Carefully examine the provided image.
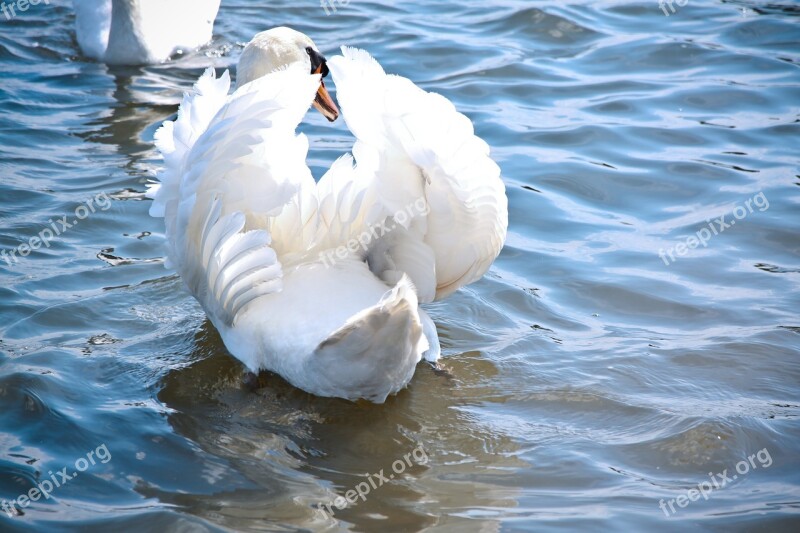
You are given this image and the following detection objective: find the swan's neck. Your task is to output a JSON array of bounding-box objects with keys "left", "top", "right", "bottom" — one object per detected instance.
[{"left": 104, "top": 0, "right": 151, "bottom": 65}]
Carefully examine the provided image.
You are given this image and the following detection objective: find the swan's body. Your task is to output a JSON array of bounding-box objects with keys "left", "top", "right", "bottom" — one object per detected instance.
[
  {"left": 148, "top": 28, "right": 507, "bottom": 402},
  {"left": 72, "top": 0, "right": 220, "bottom": 65}
]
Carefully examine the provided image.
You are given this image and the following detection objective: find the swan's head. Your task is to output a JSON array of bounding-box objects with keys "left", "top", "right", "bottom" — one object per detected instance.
[{"left": 237, "top": 27, "right": 339, "bottom": 122}]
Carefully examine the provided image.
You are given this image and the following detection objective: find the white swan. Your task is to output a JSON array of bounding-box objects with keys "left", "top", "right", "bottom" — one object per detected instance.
[
  {"left": 147, "top": 27, "right": 507, "bottom": 402},
  {"left": 72, "top": 0, "right": 220, "bottom": 65}
]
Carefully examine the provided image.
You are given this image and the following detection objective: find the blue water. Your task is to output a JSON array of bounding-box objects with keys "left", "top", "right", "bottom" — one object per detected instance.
[{"left": 1, "top": 0, "right": 799, "bottom": 531}]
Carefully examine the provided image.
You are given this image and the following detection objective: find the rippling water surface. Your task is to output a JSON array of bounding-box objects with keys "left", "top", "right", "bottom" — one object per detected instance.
[{"left": 1, "top": 0, "right": 799, "bottom": 531}]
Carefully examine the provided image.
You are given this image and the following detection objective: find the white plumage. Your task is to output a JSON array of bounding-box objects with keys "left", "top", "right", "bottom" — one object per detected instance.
[
  {"left": 148, "top": 29, "right": 507, "bottom": 402},
  {"left": 72, "top": 0, "right": 220, "bottom": 65}
]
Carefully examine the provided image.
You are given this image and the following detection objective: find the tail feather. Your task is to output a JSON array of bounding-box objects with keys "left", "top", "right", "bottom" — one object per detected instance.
[{"left": 310, "top": 276, "right": 425, "bottom": 403}]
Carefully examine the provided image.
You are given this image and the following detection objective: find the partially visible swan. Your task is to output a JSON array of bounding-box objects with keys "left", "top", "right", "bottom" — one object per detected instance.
[
  {"left": 148, "top": 27, "right": 507, "bottom": 402},
  {"left": 72, "top": 0, "right": 220, "bottom": 65}
]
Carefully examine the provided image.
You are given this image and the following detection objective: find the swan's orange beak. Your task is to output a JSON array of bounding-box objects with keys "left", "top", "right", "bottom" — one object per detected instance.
[{"left": 313, "top": 65, "right": 339, "bottom": 122}]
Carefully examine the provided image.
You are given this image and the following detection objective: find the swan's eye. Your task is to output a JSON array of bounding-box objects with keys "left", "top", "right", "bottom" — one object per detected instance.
[{"left": 306, "top": 46, "right": 329, "bottom": 78}]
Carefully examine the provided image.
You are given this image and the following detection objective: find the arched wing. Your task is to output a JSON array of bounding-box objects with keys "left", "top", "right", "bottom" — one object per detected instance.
[
  {"left": 326, "top": 47, "right": 508, "bottom": 302},
  {"left": 148, "top": 67, "right": 322, "bottom": 325}
]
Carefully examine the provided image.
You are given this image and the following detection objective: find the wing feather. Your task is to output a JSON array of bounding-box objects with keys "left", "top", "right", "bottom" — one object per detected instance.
[
  {"left": 327, "top": 48, "right": 508, "bottom": 300},
  {"left": 149, "top": 66, "right": 321, "bottom": 325}
]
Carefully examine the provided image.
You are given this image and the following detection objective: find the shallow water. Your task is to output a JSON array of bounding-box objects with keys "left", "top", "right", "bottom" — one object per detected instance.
[{"left": 1, "top": 0, "right": 799, "bottom": 531}]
